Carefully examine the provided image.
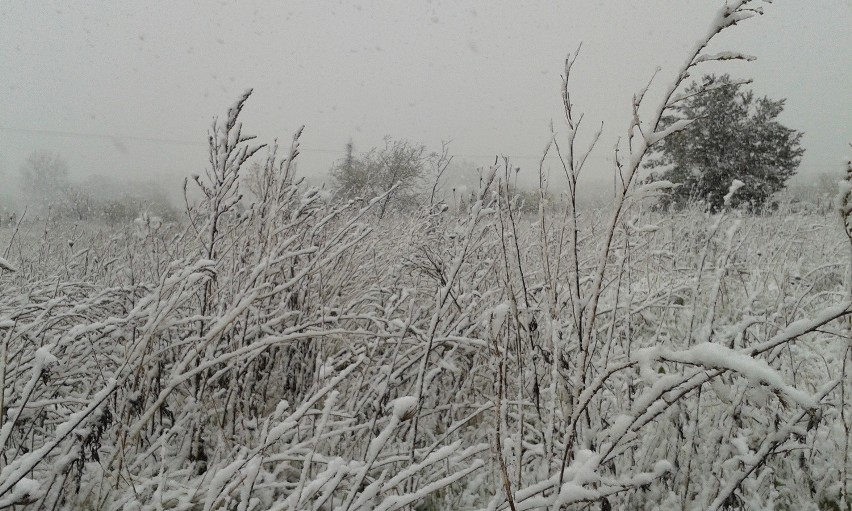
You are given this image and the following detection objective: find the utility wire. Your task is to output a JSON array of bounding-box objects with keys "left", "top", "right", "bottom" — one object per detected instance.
[
  {"left": 0, "top": 125, "right": 844, "bottom": 168},
  {"left": 0, "top": 125, "right": 570, "bottom": 160}
]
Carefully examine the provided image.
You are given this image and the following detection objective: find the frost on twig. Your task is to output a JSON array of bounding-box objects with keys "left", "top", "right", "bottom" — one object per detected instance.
[{"left": 0, "top": 256, "right": 16, "bottom": 273}]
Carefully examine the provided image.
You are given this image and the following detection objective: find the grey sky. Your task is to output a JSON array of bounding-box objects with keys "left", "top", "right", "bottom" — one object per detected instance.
[{"left": 1, "top": 1, "right": 850, "bottom": 198}]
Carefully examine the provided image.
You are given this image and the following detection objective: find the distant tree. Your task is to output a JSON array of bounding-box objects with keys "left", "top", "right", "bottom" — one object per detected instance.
[
  {"left": 81, "top": 174, "right": 178, "bottom": 223},
  {"left": 101, "top": 199, "right": 138, "bottom": 226},
  {"left": 67, "top": 185, "right": 95, "bottom": 221},
  {"left": 330, "top": 137, "right": 432, "bottom": 218},
  {"left": 243, "top": 161, "right": 272, "bottom": 203},
  {"left": 18, "top": 151, "right": 71, "bottom": 209},
  {"left": 511, "top": 187, "right": 557, "bottom": 214},
  {"left": 647, "top": 74, "right": 804, "bottom": 212},
  {"left": 331, "top": 140, "right": 366, "bottom": 198},
  {"left": 815, "top": 172, "right": 842, "bottom": 199}
]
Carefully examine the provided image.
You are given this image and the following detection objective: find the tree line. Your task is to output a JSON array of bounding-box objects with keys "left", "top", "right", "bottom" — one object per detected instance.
[
  {"left": 330, "top": 74, "right": 807, "bottom": 215},
  {"left": 2, "top": 73, "right": 810, "bottom": 227},
  {"left": 3, "top": 151, "right": 177, "bottom": 225}
]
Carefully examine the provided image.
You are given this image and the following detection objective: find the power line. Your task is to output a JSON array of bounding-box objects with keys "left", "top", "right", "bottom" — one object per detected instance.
[
  {"left": 0, "top": 125, "right": 845, "bottom": 168},
  {"left": 0, "top": 126, "right": 569, "bottom": 160},
  {"left": 0, "top": 126, "right": 203, "bottom": 147}
]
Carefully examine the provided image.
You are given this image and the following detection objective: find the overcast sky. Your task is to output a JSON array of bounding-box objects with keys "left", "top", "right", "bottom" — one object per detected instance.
[{"left": 1, "top": 0, "right": 850, "bottom": 197}]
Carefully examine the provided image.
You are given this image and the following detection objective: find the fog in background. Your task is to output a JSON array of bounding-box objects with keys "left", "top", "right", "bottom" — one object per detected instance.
[{"left": 1, "top": 0, "right": 850, "bottom": 209}]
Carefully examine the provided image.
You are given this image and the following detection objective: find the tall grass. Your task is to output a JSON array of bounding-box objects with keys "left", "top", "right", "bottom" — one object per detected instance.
[{"left": 2, "top": 1, "right": 851, "bottom": 509}]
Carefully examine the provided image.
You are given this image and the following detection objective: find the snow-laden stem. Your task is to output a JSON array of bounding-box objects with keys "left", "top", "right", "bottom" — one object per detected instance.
[{"left": 557, "top": 1, "right": 771, "bottom": 484}]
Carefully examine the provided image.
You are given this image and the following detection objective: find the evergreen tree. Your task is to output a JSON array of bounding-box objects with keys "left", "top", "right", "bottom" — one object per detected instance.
[{"left": 647, "top": 74, "right": 804, "bottom": 211}]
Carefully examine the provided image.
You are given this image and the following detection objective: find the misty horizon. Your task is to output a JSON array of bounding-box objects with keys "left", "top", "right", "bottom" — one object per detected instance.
[{"left": 1, "top": 0, "right": 850, "bottom": 210}]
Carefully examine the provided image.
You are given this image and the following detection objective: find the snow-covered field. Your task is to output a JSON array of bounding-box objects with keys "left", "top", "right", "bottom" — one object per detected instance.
[
  {"left": 1, "top": 187, "right": 851, "bottom": 510},
  {"left": 2, "top": 2, "right": 850, "bottom": 506}
]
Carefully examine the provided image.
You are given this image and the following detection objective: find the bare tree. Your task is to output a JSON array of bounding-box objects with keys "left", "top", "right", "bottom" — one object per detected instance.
[
  {"left": 331, "top": 137, "right": 435, "bottom": 218},
  {"left": 66, "top": 185, "right": 94, "bottom": 221},
  {"left": 18, "top": 151, "right": 70, "bottom": 210}
]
